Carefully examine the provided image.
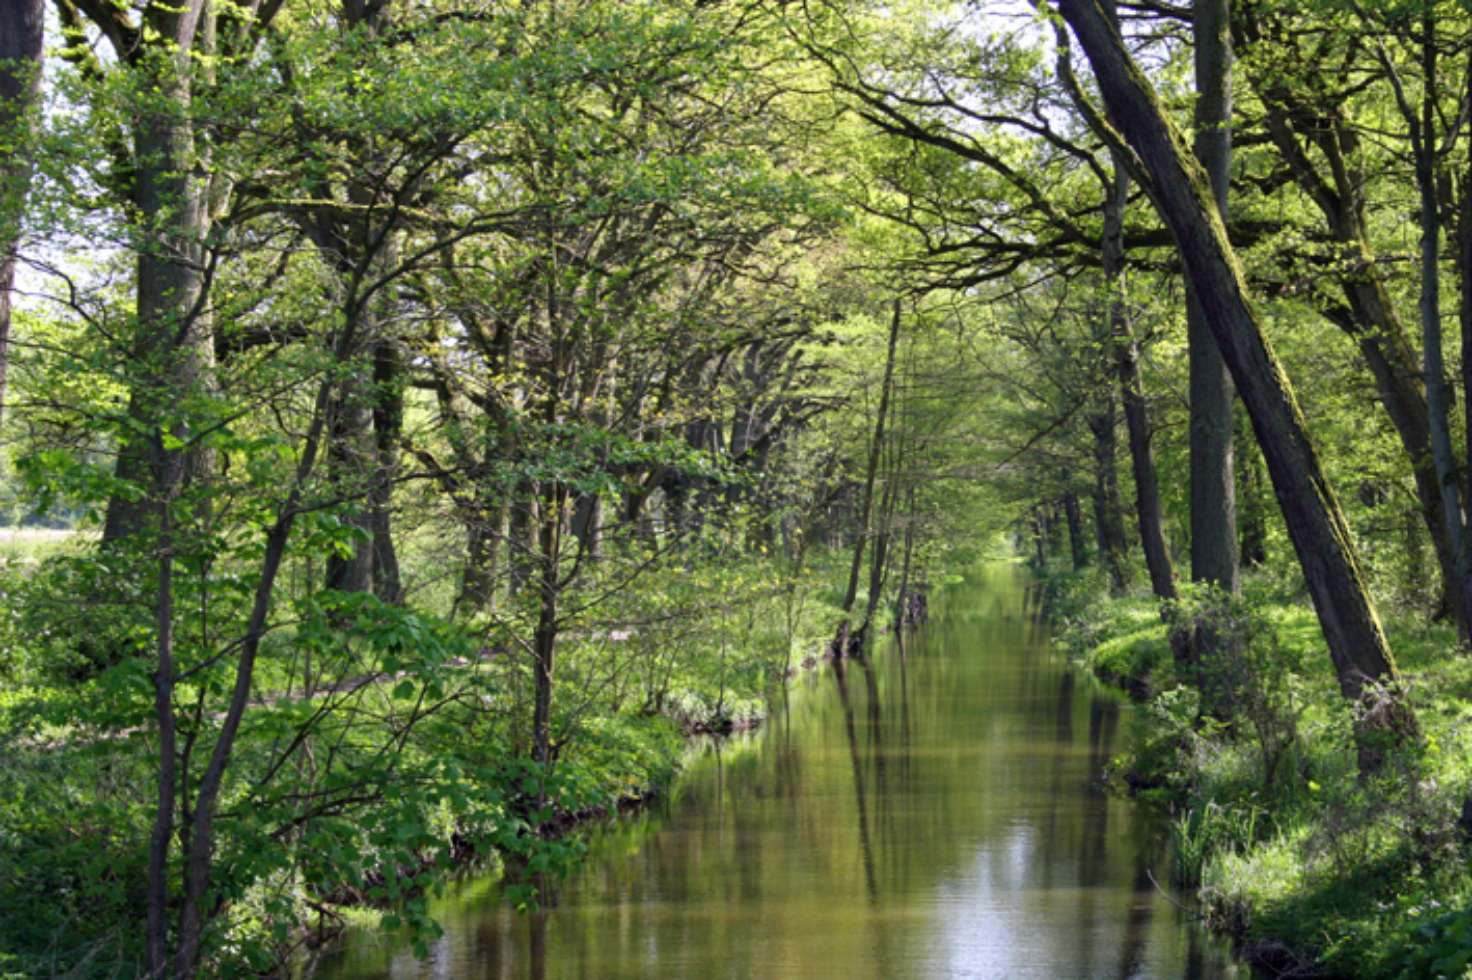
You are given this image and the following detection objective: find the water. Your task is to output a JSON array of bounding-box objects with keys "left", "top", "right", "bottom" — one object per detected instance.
[{"left": 313, "top": 566, "right": 1242, "bottom": 979}]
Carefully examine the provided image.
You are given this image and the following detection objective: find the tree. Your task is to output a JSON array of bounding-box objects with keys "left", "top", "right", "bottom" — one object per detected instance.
[
  {"left": 1233, "top": 1, "right": 1462, "bottom": 628},
  {"left": 0, "top": 0, "right": 43, "bottom": 425},
  {"left": 1050, "top": 0, "right": 1418, "bottom": 771},
  {"left": 1188, "top": 0, "right": 1239, "bottom": 598}
]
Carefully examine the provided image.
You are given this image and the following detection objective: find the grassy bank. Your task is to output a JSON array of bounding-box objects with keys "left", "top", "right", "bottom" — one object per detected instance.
[{"left": 1040, "top": 566, "right": 1472, "bottom": 978}]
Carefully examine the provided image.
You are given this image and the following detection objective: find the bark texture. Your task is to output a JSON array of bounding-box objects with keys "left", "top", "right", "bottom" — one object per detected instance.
[{"left": 1188, "top": 0, "right": 1239, "bottom": 595}]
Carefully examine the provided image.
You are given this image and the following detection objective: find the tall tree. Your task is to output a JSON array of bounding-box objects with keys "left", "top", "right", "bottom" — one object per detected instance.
[
  {"left": 68, "top": 0, "right": 228, "bottom": 546},
  {"left": 1088, "top": 390, "right": 1132, "bottom": 593},
  {"left": 1050, "top": 0, "right": 1417, "bottom": 772},
  {"left": 1365, "top": 1, "right": 1467, "bottom": 640},
  {"left": 1188, "top": 0, "right": 1239, "bottom": 597},
  {"left": 1235, "top": 1, "right": 1462, "bottom": 630},
  {"left": 837, "top": 299, "right": 902, "bottom": 654},
  {"left": 1104, "top": 152, "right": 1176, "bottom": 603}
]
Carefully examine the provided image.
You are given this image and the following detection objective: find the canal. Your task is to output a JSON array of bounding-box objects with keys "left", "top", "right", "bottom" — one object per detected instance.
[{"left": 314, "top": 565, "right": 1241, "bottom": 979}]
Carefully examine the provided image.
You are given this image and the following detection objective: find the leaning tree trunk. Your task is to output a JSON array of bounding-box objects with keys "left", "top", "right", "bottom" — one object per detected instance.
[
  {"left": 1188, "top": 0, "right": 1239, "bottom": 598},
  {"left": 0, "top": 0, "right": 43, "bottom": 427},
  {"left": 1055, "top": 0, "right": 1416, "bottom": 773},
  {"left": 1237, "top": 6, "right": 1461, "bottom": 634}
]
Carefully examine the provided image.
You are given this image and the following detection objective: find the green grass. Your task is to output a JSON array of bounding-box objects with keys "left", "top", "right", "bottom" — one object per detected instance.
[{"left": 1042, "top": 563, "right": 1472, "bottom": 978}]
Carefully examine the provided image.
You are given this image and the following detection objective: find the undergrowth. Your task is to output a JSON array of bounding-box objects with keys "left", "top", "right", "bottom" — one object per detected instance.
[{"left": 1041, "top": 564, "right": 1472, "bottom": 978}]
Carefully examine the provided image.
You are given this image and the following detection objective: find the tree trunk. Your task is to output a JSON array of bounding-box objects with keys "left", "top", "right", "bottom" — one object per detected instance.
[
  {"left": 840, "top": 300, "right": 902, "bottom": 619},
  {"left": 572, "top": 492, "right": 603, "bottom": 560},
  {"left": 896, "top": 484, "right": 918, "bottom": 622},
  {"left": 1236, "top": 409, "right": 1269, "bottom": 567},
  {"left": 1088, "top": 397, "right": 1131, "bottom": 593},
  {"left": 509, "top": 490, "right": 535, "bottom": 595},
  {"left": 1408, "top": 13, "right": 1467, "bottom": 642},
  {"left": 0, "top": 0, "right": 43, "bottom": 427},
  {"left": 1238, "top": 6, "right": 1461, "bottom": 634},
  {"left": 458, "top": 500, "right": 506, "bottom": 616},
  {"left": 370, "top": 338, "right": 403, "bottom": 603},
  {"left": 130, "top": 2, "right": 215, "bottom": 960},
  {"left": 1032, "top": 507, "right": 1048, "bottom": 568},
  {"left": 145, "top": 438, "right": 183, "bottom": 978},
  {"left": 103, "top": 9, "right": 216, "bottom": 547},
  {"left": 1188, "top": 0, "right": 1239, "bottom": 596},
  {"left": 324, "top": 370, "right": 374, "bottom": 595},
  {"left": 532, "top": 482, "right": 566, "bottom": 769},
  {"left": 173, "top": 373, "right": 336, "bottom": 978},
  {"left": 862, "top": 467, "right": 899, "bottom": 635},
  {"left": 1105, "top": 153, "right": 1177, "bottom": 602},
  {"left": 1056, "top": 0, "right": 1416, "bottom": 771},
  {"left": 1064, "top": 490, "right": 1090, "bottom": 570},
  {"left": 1458, "top": 46, "right": 1472, "bottom": 649}
]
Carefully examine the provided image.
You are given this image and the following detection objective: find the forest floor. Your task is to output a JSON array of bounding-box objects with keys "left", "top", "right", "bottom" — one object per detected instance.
[{"left": 1040, "top": 567, "right": 1472, "bottom": 979}]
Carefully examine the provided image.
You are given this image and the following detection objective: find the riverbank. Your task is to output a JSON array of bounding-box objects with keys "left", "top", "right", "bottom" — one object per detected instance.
[{"left": 1037, "top": 566, "right": 1472, "bottom": 978}]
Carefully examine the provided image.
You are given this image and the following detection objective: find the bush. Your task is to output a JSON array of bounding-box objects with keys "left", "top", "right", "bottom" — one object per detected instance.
[{"left": 1171, "top": 585, "right": 1306, "bottom": 793}]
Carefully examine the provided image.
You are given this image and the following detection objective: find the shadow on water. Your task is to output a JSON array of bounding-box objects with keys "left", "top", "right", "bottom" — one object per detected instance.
[{"left": 310, "top": 565, "right": 1243, "bottom": 980}]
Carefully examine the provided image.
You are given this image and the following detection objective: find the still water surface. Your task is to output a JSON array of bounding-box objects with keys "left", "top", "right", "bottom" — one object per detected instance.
[{"left": 315, "top": 566, "right": 1242, "bottom": 979}]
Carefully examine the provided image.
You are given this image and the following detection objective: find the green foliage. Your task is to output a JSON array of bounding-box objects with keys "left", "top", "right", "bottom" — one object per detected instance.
[
  {"left": 1387, "top": 903, "right": 1472, "bottom": 979},
  {"left": 34, "top": 0, "right": 1472, "bottom": 973},
  {"left": 1171, "top": 797, "right": 1271, "bottom": 888},
  {"left": 1056, "top": 563, "right": 1472, "bottom": 977},
  {"left": 1127, "top": 685, "right": 1200, "bottom": 800},
  {"left": 1052, "top": 571, "right": 1173, "bottom": 696}
]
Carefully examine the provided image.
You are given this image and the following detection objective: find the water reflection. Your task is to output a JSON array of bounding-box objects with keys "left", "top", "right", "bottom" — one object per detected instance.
[
  {"left": 313, "top": 566, "right": 1242, "bottom": 980},
  {"left": 832, "top": 657, "right": 879, "bottom": 903}
]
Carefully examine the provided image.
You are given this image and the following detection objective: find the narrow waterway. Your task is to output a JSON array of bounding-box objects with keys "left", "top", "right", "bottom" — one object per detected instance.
[{"left": 314, "top": 565, "right": 1242, "bottom": 979}]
